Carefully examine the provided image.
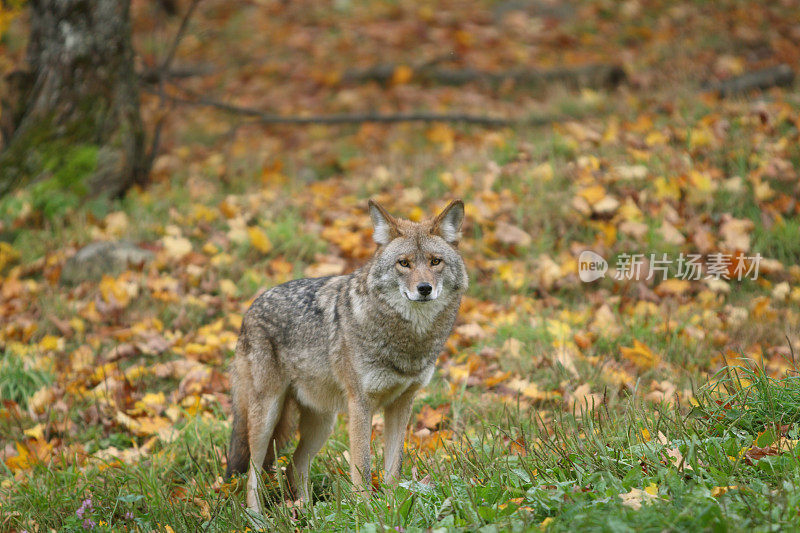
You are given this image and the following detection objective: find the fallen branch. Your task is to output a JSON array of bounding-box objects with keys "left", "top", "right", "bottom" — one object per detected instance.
[
  {"left": 161, "top": 93, "right": 565, "bottom": 126},
  {"left": 706, "top": 64, "right": 795, "bottom": 97},
  {"left": 138, "top": 64, "right": 215, "bottom": 84},
  {"left": 342, "top": 63, "right": 626, "bottom": 90}
]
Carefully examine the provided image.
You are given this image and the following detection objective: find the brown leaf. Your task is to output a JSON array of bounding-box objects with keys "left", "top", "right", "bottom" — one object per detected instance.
[
  {"left": 494, "top": 222, "right": 532, "bottom": 247},
  {"left": 746, "top": 446, "right": 780, "bottom": 461},
  {"left": 416, "top": 404, "right": 448, "bottom": 430},
  {"left": 719, "top": 215, "right": 753, "bottom": 252}
]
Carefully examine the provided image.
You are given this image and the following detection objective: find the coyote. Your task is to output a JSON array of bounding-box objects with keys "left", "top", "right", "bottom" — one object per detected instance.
[{"left": 226, "top": 199, "right": 468, "bottom": 512}]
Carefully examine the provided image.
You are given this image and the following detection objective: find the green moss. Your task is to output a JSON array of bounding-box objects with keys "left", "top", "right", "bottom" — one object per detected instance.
[
  {"left": 47, "top": 144, "right": 98, "bottom": 191},
  {"left": 9, "top": 144, "right": 100, "bottom": 219},
  {"left": 0, "top": 101, "right": 107, "bottom": 218},
  {"left": 0, "top": 95, "right": 113, "bottom": 196}
]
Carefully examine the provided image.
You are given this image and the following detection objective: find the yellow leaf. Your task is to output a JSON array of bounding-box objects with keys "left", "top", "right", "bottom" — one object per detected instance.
[
  {"left": 391, "top": 64, "right": 413, "bottom": 85},
  {"left": 91, "top": 362, "right": 118, "bottom": 384},
  {"left": 135, "top": 416, "right": 172, "bottom": 437},
  {"left": 218, "top": 198, "right": 238, "bottom": 219},
  {"left": 496, "top": 262, "right": 526, "bottom": 290},
  {"left": 23, "top": 423, "right": 45, "bottom": 441},
  {"left": 161, "top": 236, "right": 193, "bottom": 260},
  {"left": 70, "top": 317, "right": 86, "bottom": 335},
  {"left": 577, "top": 184, "right": 606, "bottom": 206},
  {"left": 135, "top": 392, "right": 166, "bottom": 415},
  {"left": 408, "top": 206, "right": 424, "bottom": 222},
  {"left": 689, "top": 127, "right": 713, "bottom": 150},
  {"left": 521, "top": 382, "right": 560, "bottom": 402},
  {"left": 654, "top": 279, "right": 691, "bottom": 296},
  {"left": 619, "top": 487, "right": 657, "bottom": 509},
  {"left": 687, "top": 170, "right": 717, "bottom": 204},
  {"left": 228, "top": 313, "right": 243, "bottom": 330},
  {"left": 104, "top": 211, "right": 130, "bottom": 236},
  {"left": 645, "top": 130, "right": 668, "bottom": 146},
  {"left": 38, "top": 335, "right": 63, "bottom": 352},
  {"left": 183, "top": 343, "right": 215, "bottom": 358},
  {"left": 620, "top": 340, "right": 660, "bottom": 369},
  {"left": 641, "top": 428, "right": 652, "bottom": 442},
  {"left": 219, "top": 279, "right": 238, "bottom": 297},
  {"left": 427, "top": 123, "right": 454, "bottom": 156},
  {"left": 248, "top": 226, "right": 273, "bottom": 254},
  {"left": 484, "top": 370, "right": 512, "bottom": 387},
  {"left": 645, "top": 482, "right": 658, "bottom": 496},
  {"left": 448, "top": 363, "right": 471, "bottom": 384},
  {"left": 711, "top": 485, "right": 741, "bottom": 497},
  {"left": 454, "top": 29, "right": 474, "bottom": 46},
  {"left": 546, "top": 319, "right": 571, "bottom": 341},
  {"left": 653, "top": 176, "right": 681, "bottom": 202},
  {"left": 99, "top": 275, "right": 138, "bottom": 307},
  {"left": 124, "top": 365, "right": 149, "bottom": 382},
  {"left": 29, "top": 386, "right": 55, "bottom": 414},
  {"left": 5, "top": 442, "right": 33, "bottom": 472},
  {"left": 0, "top": 242, "right": 20, "bottom": 272},
  {"left": 531, "top": 163, "right": 553, "bottom": 182}
]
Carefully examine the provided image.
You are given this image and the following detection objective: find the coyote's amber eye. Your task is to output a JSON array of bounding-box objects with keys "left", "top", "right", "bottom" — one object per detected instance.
[
  {"left": 430, "top": 258, "right": 442, "bottom": 266},
  {"left": 398, "top": 259, "right": 410, "bottom": 268}
]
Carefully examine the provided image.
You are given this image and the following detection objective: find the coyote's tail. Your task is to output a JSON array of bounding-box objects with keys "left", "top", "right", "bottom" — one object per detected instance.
[
  {"left": 225, "top": 405, "right": 250, "bottom": 479},
  {"left": 225, "top": 397, "right": 299, "bottom": 479}
]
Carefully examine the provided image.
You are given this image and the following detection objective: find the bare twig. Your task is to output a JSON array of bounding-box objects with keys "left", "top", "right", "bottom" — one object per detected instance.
[
  {"left": 159, "top": 0, "right": 202, "bottom": 78},
  {"left": 138, "top": 64, "right": 215, "bottom": 84},
  {"left": 145, "top": 0, "right": 202, "bottom": 174}
]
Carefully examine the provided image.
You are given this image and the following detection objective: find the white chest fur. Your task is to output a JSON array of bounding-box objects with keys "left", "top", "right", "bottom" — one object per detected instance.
[{"left": 360, "top": 364, "right": 434, "bottom": 407}]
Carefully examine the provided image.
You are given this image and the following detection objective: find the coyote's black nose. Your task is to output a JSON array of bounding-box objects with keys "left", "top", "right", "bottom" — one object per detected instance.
[{"left": 417, "top": 283, "right": 432, "bottom": 296}]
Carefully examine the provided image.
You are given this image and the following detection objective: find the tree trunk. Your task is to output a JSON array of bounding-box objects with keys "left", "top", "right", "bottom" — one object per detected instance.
[{"left": 0, "top": 0, "right": 145, "bottom": 199}]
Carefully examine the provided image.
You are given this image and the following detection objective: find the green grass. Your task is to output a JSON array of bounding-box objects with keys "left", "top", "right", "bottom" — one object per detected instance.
[
  {"left": 4, "top": 357, "right": 800, "bottom": 531},
  {"left": 697, "top": 356, "right": 800, "bottom": 436},
  {"left": 0, "top": 350, "right": 53, "bottom": 408},
  {"left": 752, "top": 218, "right": 800, "bottom": 266}
]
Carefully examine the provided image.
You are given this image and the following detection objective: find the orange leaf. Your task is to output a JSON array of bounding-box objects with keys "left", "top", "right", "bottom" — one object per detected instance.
[{"left": 620, "top": 340, "right": 660, "bottom": 369}]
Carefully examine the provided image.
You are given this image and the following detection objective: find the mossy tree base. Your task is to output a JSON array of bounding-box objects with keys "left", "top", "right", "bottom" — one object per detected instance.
[{"left": 0, "top": 0, "right": 146, "bottom": 199}]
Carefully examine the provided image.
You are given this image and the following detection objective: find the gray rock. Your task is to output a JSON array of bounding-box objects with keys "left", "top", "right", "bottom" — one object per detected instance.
[{"left": 60, "top": 241, "right": 152, "bottom": 285}]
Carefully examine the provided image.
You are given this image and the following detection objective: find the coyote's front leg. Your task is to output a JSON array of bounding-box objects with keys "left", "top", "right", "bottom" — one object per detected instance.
[
  {"left": 347, "top": 396, "right": 373, "bottom": 491},
  {"left": 383, "top": 388, "right": 417, "bottom": 485}
]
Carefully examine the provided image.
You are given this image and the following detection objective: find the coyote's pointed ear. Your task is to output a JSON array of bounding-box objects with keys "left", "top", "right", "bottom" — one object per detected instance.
[
  {"left": 432, "top": 199, "right": 465, "bottom": 244},
  {"left": 368, "top": 199, "right": 399, "bottom": 245}
]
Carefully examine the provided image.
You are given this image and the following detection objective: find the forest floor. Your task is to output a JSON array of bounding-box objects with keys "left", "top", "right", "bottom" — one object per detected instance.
[{"left": 2, "top": 0, "right": 800, "bottom": 531}]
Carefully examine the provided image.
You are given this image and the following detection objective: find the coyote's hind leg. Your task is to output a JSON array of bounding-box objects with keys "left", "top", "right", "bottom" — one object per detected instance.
[{"left": 246, "top": 391, "right": 287, "bottom": 512}]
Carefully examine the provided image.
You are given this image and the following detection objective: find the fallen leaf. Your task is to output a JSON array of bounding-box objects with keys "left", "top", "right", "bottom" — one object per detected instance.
[
  {"left": 162, "top": 236, "right": 193, "bottom": 260},
  {"left": 620, "top": 340, "right": 660, "bottom": 370},
  {"left": 719, "top": 216, "right": 753, "bottom": 251},
  {"left": 711, "top": 485, "right": 741, "bottom": 497},
  {"left": 619, "top": 486, "right": 658, "bottom": 509},
  {"left": 416, "top": 404, "right": 448, "bottom": 430},
  {"left": 248, "top": 226, "right": 273, "bottom": 254},
  {"left": 495, "top": 222, "right": 532, "bottom": 247}
]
